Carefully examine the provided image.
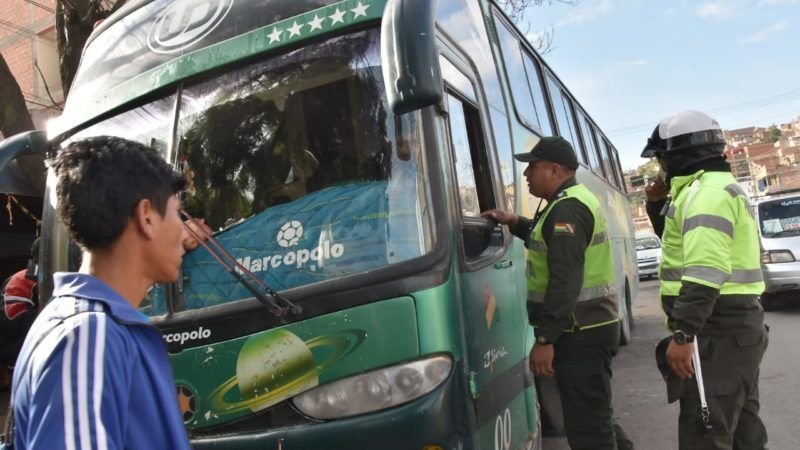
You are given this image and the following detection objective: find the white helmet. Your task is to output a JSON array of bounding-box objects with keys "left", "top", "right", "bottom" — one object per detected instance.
[{"left": 641, "top": 110, "right": 726, "bottom": 158}]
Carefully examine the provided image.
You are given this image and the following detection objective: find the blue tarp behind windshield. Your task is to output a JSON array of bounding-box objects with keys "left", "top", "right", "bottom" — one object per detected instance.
[{"left": 180, "top": 180, "right": 418, "bottom": 310}]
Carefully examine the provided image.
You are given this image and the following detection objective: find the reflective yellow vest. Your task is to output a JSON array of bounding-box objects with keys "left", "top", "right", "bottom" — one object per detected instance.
[
  {"left": 659, "top": 170, "right": 764, "bottom": 297},
  {"left": 527, "top": 184, "right": 619, "bottom": 331}
]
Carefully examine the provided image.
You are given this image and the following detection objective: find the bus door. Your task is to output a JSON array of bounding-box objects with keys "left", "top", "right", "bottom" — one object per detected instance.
[{"left": 438, "top": 53, "right": 532, "bottom": 449}]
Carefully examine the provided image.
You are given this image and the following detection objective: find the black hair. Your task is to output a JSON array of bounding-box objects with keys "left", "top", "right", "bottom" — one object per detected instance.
[{"left": 52, "top": 136, "right": 186, "bottom": 250}]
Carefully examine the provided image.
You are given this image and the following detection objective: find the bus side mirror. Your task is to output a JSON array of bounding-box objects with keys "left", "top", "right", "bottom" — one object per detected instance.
[
  {"left": 0, "top": 130, "right": 49, "bottom": 197},
  {"left": 381, "top": 0, "right": 443, "bottom": 115}
]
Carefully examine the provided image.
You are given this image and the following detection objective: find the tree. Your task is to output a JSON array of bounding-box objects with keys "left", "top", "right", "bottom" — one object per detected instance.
[
  {"left": 0, "top": 53, "right": 44, "bottom": 192},
  {"left": 0, "top": 54, "right": 35, "bottom": 138},
  {"left": 498, "top": 0, "right": 579, "bottom": 23},
  {"left": 768, "top": 125, "right": 781, "bottom": 143},
  {"left": 0, "top": 1, "right": 128, "bottom": 194},
  {"left": 2, "top": 1, "right": 127, "bottom": 138},
  {"left": 56, "top": 0, "right": 128, "bottom": 96},
  {"left": 497, "top": 0, "right": 579, "bottom": 54}
]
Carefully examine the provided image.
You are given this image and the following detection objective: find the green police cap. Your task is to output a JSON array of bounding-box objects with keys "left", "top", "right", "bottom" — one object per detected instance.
[{"left": 514, "top": 136, "right": 579, "bottom": 170}]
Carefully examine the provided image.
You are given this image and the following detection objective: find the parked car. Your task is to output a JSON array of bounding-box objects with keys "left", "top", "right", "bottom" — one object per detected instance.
[
  {"left": 752, "top": 190, "right": 800, "bottom": 309},
  {"left": 635, "top": 231, "right": 662, "bottom": 280}
]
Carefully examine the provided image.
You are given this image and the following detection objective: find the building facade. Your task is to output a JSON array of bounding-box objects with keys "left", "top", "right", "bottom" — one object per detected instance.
[
  {"left": 0, "top": 0, "right": 61, "bottom": 135},
  {"left": 725, "top": 116, "right": 800, "bottom": 196}
]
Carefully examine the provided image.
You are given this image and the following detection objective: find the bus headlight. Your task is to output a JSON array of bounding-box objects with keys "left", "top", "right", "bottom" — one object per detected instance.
[{"left": 292, "top": 355, "right": 452, "bottom": 419}]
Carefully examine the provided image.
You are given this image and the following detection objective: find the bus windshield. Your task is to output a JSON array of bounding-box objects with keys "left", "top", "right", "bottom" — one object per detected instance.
[
  {"left": 172, "top": 28, "right": 434, "bottom": 313},
  {"left": 58, "top": 29, "right": 435, "bottom": 315}
]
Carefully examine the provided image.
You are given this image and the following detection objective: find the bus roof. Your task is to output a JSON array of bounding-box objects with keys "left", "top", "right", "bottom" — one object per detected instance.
[{"left": 53, "top": 0, "right": 385, "bottom": 140}]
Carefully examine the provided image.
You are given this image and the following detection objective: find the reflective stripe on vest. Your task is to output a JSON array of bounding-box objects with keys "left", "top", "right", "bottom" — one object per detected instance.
[
  {"left": 526, "top": 184, "right": 619, "bottom": 331},
  {"left": 527, "top": 283, "right": 616, "bottom": 304},
  {"left": 660, "top": 267, "right": 763, "bottom": 284}
]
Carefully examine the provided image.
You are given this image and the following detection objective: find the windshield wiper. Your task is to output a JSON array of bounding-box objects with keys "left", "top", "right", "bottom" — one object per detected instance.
[
  {"left": 181, "top": 210, "right": 302, "bottom": 317},
  {"left": 766, "top": 229, "right": 800, "bottom": 238}
]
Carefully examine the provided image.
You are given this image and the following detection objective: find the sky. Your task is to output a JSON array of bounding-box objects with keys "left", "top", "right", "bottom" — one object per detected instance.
[{"left": 519, "top": 0, "right": 800, "bottom": 170}]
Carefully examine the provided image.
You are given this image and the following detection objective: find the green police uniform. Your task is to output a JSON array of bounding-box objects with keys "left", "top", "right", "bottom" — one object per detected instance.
[
  {"left": 650, "top": 169, "right": 768, "bottom": 449},
  {"left": 526, "top": 184, "right": 618, "bottom": 332},
  {"left": 513, "top": 179, "right": 631, "bottom": 450}
]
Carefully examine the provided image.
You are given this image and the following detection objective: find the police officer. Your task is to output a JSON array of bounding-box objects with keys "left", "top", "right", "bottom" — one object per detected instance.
[
  {"left": 642, "top": 110, "right": 768, "bottom": 449},
  {"left": 483, "top": 136, "right": 632, "bottom": 450}
]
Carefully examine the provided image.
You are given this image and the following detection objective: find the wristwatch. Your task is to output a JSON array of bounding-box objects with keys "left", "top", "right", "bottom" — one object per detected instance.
[
  {"left": 536, "top": 335, "right": 552, "bottom": 345},
  {"left": 672, "top": 330, "right": 695, "bottom": 345}
]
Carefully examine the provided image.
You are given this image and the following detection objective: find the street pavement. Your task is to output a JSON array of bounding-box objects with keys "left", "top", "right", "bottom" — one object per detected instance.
[{"left": 545, "top": 278, "right": 800, "bottom": 450}]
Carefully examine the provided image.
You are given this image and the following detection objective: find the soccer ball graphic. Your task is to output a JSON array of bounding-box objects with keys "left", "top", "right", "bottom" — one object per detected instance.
[{"left": 277, "top": 220, "right": 303, "bottom": 247}]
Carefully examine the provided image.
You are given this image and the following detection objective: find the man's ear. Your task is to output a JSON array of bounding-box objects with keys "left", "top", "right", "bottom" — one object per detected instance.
[{"left": 132, "top": 198, "right": 158, "bottom": 240}]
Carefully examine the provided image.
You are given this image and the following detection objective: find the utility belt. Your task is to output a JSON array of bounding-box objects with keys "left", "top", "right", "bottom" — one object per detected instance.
[
  {"left": 526, "top": 302, "right": 619, "bottom": 347},
  {"left": 661, "top": 293, "right": 764, "bottom": 336}
]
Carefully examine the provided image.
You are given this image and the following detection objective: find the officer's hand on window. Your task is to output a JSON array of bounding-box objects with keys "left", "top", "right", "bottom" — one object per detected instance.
[{"left": 481, "top": 209, "right": 518, "bottom": 227}]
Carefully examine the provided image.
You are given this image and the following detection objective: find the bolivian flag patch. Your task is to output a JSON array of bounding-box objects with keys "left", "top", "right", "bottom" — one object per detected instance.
[{"left": 553, "top": 222, "right": 576, "bottom": 235}]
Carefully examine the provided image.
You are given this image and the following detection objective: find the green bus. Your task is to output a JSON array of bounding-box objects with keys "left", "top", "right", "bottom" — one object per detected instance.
[{"left": 0, "top": 0, "right": 638, "bottom": 448}]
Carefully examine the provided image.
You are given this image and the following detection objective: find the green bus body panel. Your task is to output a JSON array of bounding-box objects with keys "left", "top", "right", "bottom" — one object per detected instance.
[
  {"left": 51, "top": 0, "right": 388, "bottom": 139},
  {"left": 462, "top": 242, "right": 529, "bottom": 380},
  {"left": 171, "top": 296, "right": 419, "bottom": 429},
  {"left": 414, "top": 282, "right": 463, "bottom": 360},
  {"left": 192, "top": 363, "right": 471, "bottom": 450},
  {"left": 190, "top": 368, "right": 542, "bottom": 450},
  {"left": 476, "top": 390, "right": 538, "bottom": 450}
]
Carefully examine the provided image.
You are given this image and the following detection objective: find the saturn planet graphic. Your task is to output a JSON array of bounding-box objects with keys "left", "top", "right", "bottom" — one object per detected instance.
[{"left": 208, "top": 328, "right": 366, "bottom": 415}]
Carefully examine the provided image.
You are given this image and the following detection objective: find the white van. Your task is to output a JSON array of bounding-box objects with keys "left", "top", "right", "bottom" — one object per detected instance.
[
  {"left": 635, "top": 231, "right": 662, "bottom": 280},
  {"left": 752, "top": 190, "right": 800, "bottom": 309}
]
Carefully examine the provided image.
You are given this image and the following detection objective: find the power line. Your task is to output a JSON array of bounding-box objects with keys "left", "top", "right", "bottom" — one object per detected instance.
[
  {"left": 709, "top": 88, "right": 800, "bottom": 115},
  {"left": 609, "top": 89, "right": 800, "bottom": 134},
  {"left": 0, "top": 19, "right": 57, "bottom": 47},
  {"left": 0, "top": 19, "right": 55, "bottom": 40},
  {"left": 607, "top": 88, "right": 800, "bottom": 137},
  {"left": 726, "top": 108, "right": 800, "bottom": 130},
  {"left": 23, "top": 0, "right": 55, "bottom": 14}
]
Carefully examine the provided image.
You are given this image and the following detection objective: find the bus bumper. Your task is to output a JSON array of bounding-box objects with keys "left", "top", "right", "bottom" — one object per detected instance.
[{"left": 191, "top": 363, "right": 472, "bottom": 450}]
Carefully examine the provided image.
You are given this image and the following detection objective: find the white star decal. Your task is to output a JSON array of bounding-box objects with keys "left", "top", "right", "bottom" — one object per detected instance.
[
  {"left": 268, "top": 27, "right": 282, "bottom": 44},
  {"left": 329, "top": 8, "right": 346, "bottom": 25},
  {"left": 288, "top": 21, "right": 302, "bottom": 38},
  {"left": 307, "top": 14, "right": 324, "bottom": 31},
  {"left": 351, "top": 1, "right": 369, "bottom": 18}
]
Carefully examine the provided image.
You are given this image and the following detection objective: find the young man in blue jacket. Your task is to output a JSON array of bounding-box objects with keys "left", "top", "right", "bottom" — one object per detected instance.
[{"left": 11, "top": 136, "right": 192, "bottom": 449}]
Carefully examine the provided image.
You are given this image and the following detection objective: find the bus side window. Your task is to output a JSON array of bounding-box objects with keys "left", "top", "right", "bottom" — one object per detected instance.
[
  {"left": 521, "top": 52, "right": 553, "bottom": 136},
  {"left": 612, "top": 147, "right": 627, "bottom": 193},
  {"left": 493, "top": 15, "right": 550, "bottom": 135},
  {"left": 577, "top": 110, "right": 605, "bottom": 177},
  {"left": 595, "top": 131, "right": 615, "bottom": 183},
  {"left": 604, "top": 139, "right": 623, "bottom": 189},
  {"left": 445, "top": 91, "right": 501, "bottom": 260},
  {"left": 545, "top": 74, "right": 584, "bottom": 165}
]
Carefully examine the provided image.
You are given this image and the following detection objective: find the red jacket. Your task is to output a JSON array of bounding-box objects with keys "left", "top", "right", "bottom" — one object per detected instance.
[{"left": 3, "top": 269, "right": 37, "bottom": 320}]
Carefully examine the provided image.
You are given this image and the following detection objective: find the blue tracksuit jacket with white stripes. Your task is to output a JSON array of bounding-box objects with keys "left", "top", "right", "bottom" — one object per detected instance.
[{"left": 11, "top": 273, "right": 191, "bottom": 449}]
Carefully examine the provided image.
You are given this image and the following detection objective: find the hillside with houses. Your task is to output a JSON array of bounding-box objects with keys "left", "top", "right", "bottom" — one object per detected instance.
[{"left": 625, "top": 115, "right": 800, "bottom": 231}]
